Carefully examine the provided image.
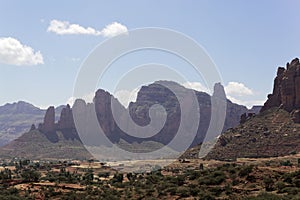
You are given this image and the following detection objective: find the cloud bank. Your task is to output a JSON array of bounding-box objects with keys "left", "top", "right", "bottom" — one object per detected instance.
[
  {"left": 114, "top": 88, "right": 139, "bottom": 108},
  {"left": 0, "top": 37, "right": 44, "bottom": 66},
  {"left": 182, "top": 81, "right": 263, "bottom": 108},
  {"left": 183, "top": 81, "right": 211, "bottom": 94},
  {"left": 224, "top": 81, "right": 253, "bottom": 96},
  {"left": 47, "top": 20, "right": 128, "bottom": 38}
]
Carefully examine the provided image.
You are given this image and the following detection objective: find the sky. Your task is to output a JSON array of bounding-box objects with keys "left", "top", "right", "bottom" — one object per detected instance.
[{"left": 0, "top": 0, "right": 299, "bottom": 109}]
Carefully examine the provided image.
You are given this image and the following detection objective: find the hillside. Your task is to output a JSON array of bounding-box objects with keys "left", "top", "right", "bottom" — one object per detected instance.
[
  {"left": 74, "top": 81, "right": 250, "bottom": 149},
  {"left": 204, "top": 58, "right": 300, "bottom": 160},
  {"left": 205, "top": 108, "right": 300, "bottom": 160},
  {"left": 0, "top": 130, "right": 92, "bottom": 160},
  {"left": 0, "top": 101, "right": 63, "bottom": 146},
  {"left": 0, "top": 101, "right": 45, "bottom": 146},
  {"left": 0, "top": 81, "right": 251, "bottom": 160}
]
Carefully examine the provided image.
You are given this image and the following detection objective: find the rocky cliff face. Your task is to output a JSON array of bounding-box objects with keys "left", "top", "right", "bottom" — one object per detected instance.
[
  {"left": 204, "top": 58, "right": 300, "bottom": 160},
  {"left": 38, "top": 106, "right": 55, "bottom": 133},
  {"left": 38, "top": 104, "right": 78, "bottom": 142},
  {"left": 4, "top": 81, "right": 252, "bottom": 159},
  {"left": 72, "top": 81, "right": 249, "bottom": 150},
  {"left": 36, "top": 81, "right": 250, "bottom": 150},
  {"left": 261, "top": 58, "right": 300, "bottom": 116},
  {"left": 58, "top": 104, "right": 75, "bottom": 129}
]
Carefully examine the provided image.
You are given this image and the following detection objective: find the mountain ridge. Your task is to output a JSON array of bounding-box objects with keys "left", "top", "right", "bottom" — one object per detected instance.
[
  {"left": 0, "top": 81, "right": 253, "bottom": 160},
  {"left": 0, "top": 101, "right": 65, "bottom": 146},
  {"left": 204, "top": 58, "right": 300, "bottom": 160}
]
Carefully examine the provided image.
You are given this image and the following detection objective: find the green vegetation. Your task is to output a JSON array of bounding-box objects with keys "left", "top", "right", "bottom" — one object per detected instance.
[{"left": 0, "top": 159, "right": 300, "bottom": 199}]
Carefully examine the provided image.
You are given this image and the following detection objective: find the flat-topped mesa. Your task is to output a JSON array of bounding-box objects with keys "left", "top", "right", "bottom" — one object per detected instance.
[{"left": 261, "top": 58, "right": 300, "bottom": 115}]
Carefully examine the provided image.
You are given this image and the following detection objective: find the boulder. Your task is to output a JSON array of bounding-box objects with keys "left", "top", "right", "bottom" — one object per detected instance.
[{"left": 291, "top": 109, "right": 300, "bottom": 123}]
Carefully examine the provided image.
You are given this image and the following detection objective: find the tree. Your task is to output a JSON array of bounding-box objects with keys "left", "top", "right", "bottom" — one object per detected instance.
[
  {"left": 21, "top": 169, "right": 41, "bottom": 182},
  {"left": 82, "top": 169, "right": 94, "bottom": 185},
  {"left": 263, "top": 176, "right": 274, "bottom": 191}
]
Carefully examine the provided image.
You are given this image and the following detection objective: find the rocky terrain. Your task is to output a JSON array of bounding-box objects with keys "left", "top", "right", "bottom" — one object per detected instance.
[
  {"left": 0, "top": 102, "right": 64, "bottom": 146},
  {"left": 0, "top": 105, "right": 91, "bottom": 160},
  {"left": 261, "top": 58, "right": 300, "bottom": 115},
  {"left": 0, "top": 81, "right": 252, "bottom": 160},
  {"left": 74, "top": 81, "right": 250, "bottom": 148},
  {"left": 205, "top": 58, "right": 300, "bottom": 160},
  {"left": 0, "top": 101, "right": 45, "bottom": 146},
  {"left": 38, "top": 105, "right": 79, "bottom": 143}
]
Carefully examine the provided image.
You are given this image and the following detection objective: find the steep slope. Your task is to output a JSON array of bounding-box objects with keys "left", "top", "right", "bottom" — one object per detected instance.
[
  {"left": 205, "top": 108, "right": 300, "bottom": 160},
  {"left": 205, "top": 58, "right": 300, "bottom": 160},
  {"left": 0, "top": 101, "right": 45, "bottom": 146},
  {"left": 0, "top": 81, "right": 251, "bottom": 160},
  {"left": 0, "top": 104, "right": 91, "bottom": 160},
  {"left": 74, "top": 81, "right": 249, "bottom": 149},
  {"left": 0, "top": 130, "right": 92, "bottom": 160},
  {"left": 0, "top": 101, "right": 63, "bottom": 146}
]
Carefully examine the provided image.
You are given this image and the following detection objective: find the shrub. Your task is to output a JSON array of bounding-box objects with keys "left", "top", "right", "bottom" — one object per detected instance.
[
  {"left": 20, "top": 169, "right": 41, "bottom": 182},
  {"left": 98, "top": 172, "right": 110, "bottom": 178},
  {"left": 243, "top": 192, "right": 283, "bottom": 200},
  {"left": 198, "top": 191, "right": 214, "bottom": 200},
  {"left": 280, "top": 160, "right": 292, "bottom": 167},
  {"left": 198, "top": 171, "right": 226, "bottom": 185},
  {"left": 238, "top": 165, "right": 253, "bottom": 177},
  {"left": 275, "top": 181, "right": 286, "bottom": 193},
  {"left": 111, "top": 173, "right": 123, "bottom": 184},
  {"left": 176, "top": 187, "right": 190, "bottom": 197},
  {"left": 263, "top": 176, "right": 275, "bottom": 191}
]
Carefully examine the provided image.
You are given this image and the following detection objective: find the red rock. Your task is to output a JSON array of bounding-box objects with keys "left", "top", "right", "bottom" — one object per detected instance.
[
  {"left": 39, "top": 106, "right": 55, "bottom": 133},
  {"left": 261, "top": 58, "right": 300, "bottom": 113},
  {"left": 58, "top": 104, "right": 75, "bottom": 129}
]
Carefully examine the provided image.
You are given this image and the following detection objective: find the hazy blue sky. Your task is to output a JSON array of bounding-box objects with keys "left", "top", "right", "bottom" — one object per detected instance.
[{"left": 0, "top": 0, "right": 299, "bottom": 108}]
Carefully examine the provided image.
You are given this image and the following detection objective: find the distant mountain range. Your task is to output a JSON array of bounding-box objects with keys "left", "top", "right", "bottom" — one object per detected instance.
[
  {"left": 2, "top": 59, "right": 299, "bottom": 161},
  {"left": 0, "top": 81, "right": 258, "bottom": 160},
  {"left": 0, "top": 101, "right": 63, "bottom": 146}
]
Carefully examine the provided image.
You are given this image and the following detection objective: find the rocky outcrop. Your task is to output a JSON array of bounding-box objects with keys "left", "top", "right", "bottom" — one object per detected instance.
[
  {"left": 291, "top": 109, "right": 300, "bottom": 123},
  {"left": 205, "top": 58, "right": 300, "bottom": 160},
  {"left": 30, "top": 124, "right": 36, "bottom": 131},
  {"left": 38, "top": 104, "right": 78, "bottom": 142},
  {"left": 72, "top": 81, "right": 249, "bottom": 150},
  {"left": 38, "top": 106, "right": 55, "bottom": 133},
  {"left": 58, "top": 104, "right": 75, "bottom": 129},
  {"left": 36, "top": 81, "right": 250, "bottom": 149},
  {"left": 205, "top": 108, "right": 300, "bottom": 160},
  {"left": 261, "top": 58, "right": 300, "bottom": 115}
]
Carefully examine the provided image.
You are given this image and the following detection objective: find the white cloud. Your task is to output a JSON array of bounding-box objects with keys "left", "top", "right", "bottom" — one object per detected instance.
[
  {"left": 114, "top": 88, "right": 139, "bottom": 108},
  {"left": 0, "top": 37, "right": 44, "bottom": 66},
  {"left": 226, "top": 95, "right": 265, "bottom": 108},
  {"left": 47, "top": 20, "right": 101, "bottom": 35},
  {"left": 67, "top": 88, "right": 138, "bottom": 108},
  {"left": 47, "top": 20, "right": 128, "bottom": 38},
  {"left": 100, "top": 22, "right": 128, "bottom": 38},
  {"left": 183, "top": 82, "right": 211, "bottom": 94},
  {"left": 183, "top": 81, "right": 264, "bottom": 108},
  {"left": 225, "top": 82, "right": 253, "bottom": 96},
  {"left": 67, "top": 92, "right": 94, "bottom": 106},
  {"left": 224, "top": 81, "right": 265, "bottom": 108}
]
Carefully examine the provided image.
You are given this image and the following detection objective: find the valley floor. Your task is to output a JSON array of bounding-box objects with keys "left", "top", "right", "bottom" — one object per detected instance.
[{"left": 1, "top": 154, "right": 300, "bottom": 199}]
